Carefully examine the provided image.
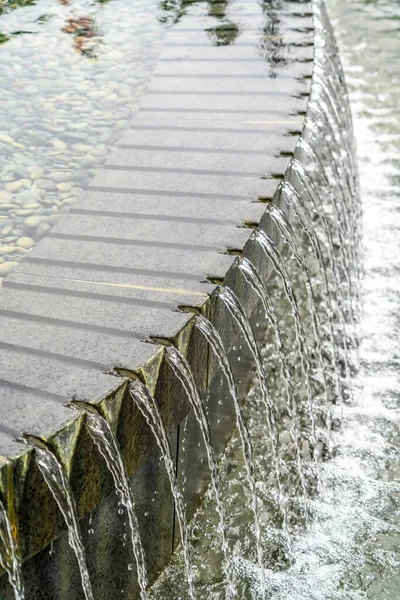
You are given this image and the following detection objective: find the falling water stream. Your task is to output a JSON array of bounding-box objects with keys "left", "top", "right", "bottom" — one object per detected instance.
[
  {"left": 165, "top": 346, "right": 236, "bottom": 600},
  {"left": 254, "top": 231, "right": 319, "bottom": 459},
  {"left": 129, "top": 379, "right": 196, "bottom": 600},
  {"left": 265, "top": 200, "right": 341, "bottom": 409},
  {"left": 24, "top": 436, "right": 94, "bottom": 600},
  {"left": 70, "top": 401, "right": 148, "bottom": 600},
  {"left": 274, "top": 186, "right": 344, "bottom": 403},
  {"left": 237, "top": 258, "right": 308, "bottom": 508},
  {"left": 217, "top": 286, "right": 292, "bottom": 554},
  {"left": 194, "top": 315, "right": 265, "bottom": 594},
  {"left": 0, "top": 500, "right": 24, "bottom": 600}
]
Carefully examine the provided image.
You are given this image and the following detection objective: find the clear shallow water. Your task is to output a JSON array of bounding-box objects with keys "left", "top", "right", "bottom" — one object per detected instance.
[
  {"left": 149, "top": 1, "right": 400, "bottom": 598},
  {"left": 0, "top": 0, "right": 309, "bottom": 278},
  {"left": 0, "top": 0, "right": 170, "bottom": 277}
]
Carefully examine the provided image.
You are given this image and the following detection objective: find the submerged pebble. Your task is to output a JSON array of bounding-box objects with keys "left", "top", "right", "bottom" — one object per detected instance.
[
  {"left": 0, "top": 0, "right": 168, "bottom": 277},
  {"left": 16, "top": 237, "right": 35, "bottom": 249},
  {"left": 0, "top": 261, "right": 17, "bottom": 276}
]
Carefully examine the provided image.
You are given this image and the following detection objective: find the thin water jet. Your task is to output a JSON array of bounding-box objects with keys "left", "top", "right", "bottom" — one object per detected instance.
[
  {"left": 165, "top": 346, "right": 236, "bottom": 600},
  {"left": 217, "top": 286, "right": 293, "bottom": 557},
  {"left": 69, "top": 400, "right": 148, "bottom": 600},
  {"left": 23, "top": 435, "right": 94, "bottom": 600},
  {"left": 129, "top": 380, "right": 197, "bottom": 600},
  {"left": 253, "top": 231, "right": 320, "bottom": 469},
  {"left": 194, "top": 315, "right": 266, "bottom": 593},
  {"left": 237, "top": 258, "right": 309, "bottom": 510},
  {"left": 264, "top": 202, "right": 336, "bottom": 407},
  {"left": 281, "top": 172, "right": 353, "bottom": 394},
  {"left": 0, "top": 499, "right": 24, "bottom": 600}
]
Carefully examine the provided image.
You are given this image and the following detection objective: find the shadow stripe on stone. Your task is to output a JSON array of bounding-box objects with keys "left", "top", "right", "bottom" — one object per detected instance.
[{"left": 19, "top": 258, "right": 207, "bottom": 281}]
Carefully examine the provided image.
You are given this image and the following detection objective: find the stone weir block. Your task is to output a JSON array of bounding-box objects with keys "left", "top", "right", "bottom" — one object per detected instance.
[{"left": 0, "top": 0, "right": 313, "bottom": 597}]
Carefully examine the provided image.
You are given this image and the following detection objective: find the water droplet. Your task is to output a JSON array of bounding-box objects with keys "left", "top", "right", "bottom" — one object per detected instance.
[
  {"left": 118, "top": 508, "right": 124, "bottom": 515},
  {"left": 128, "top": 563, "right": 133, "bottom": 571}
]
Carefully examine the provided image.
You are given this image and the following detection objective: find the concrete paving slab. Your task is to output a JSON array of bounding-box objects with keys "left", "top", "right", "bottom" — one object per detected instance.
[
  {"left": 154, "top": 57, "right": 313, "bottom": 77},
  {"left": 139, "top": 91, "right": 305, "bottom": 113},
  {"left": 159, "top": 43, "right": 312, "bottom": 62},
  {"left": 154, "top": 58, "right": 275, "bottom": 77},
  {"left": 118, "top": 125, "right": 296, "bottom": 153},
  {"left": 106, "top": 148, "right": 289, "bottom": 176},
  {"left": 20, "top": 237, "right": 237, "bottom": 280},
  {"left": 4, "top": 272, "right": 209, "bottom": 309},
  {"left": 0, "top": 287, "right": 191, "bottom": 340},
  {"left": 0, "top": 312, "right": 158, "bottom": 374},
  {"left": 126, "top": 114, "right": 304, "bottom": 134},
  {"left": 91, "top": 168, "right": 279, "bottom": 199},
  {"left": 49, "top": 214, "right": 252, "bottom": 251},
  {"left": 164, "top": 28, "right": 313, "bottom": 46},
  {"left": 69, "top": 191, "right": 267, "bottom": 225},
  {"left": 148, "top": 74, "right": 308, "bottom": 95}
]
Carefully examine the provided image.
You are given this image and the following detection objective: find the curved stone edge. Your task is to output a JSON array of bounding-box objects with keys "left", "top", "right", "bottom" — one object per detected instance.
[{"left": 0, "top": 3, "right": 316, "bottom": 592}]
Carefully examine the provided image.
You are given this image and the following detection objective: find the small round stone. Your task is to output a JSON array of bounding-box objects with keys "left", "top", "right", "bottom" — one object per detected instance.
[
  {"left": 0, "top": 262, "right": 17, "bottom": 277},
  {"left": 0, "top": 245, "right": 17, "bottom": 255},
  {"left": 0, "top": 191, "right": 11, "bottom": 203},
  {"left": 57, "top": 182, "right": 73, "bottom": 193},
  {"left": 28, "top": 167, "right": 44, "bottom": 181},
  {"left": 0, "top": 133, "right": 14, "bottom": 145},
  {"left": 36, "top": 222, "right": 51, "bottom": 237},
  {"left": 16, "top": 237, "right": 35, "bottom": 249},
  {"left": 24, "top": 215, "right": 42, "bottom": 229},
  {"left": 53, "top": 139, "right": 67, "bottom": 149},
  {"left": 6, "top": 181, "right": 23, "bottom": 192}
]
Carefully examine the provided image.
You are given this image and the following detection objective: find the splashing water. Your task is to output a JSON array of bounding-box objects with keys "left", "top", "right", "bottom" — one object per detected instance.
[
  {"left": 274, "top": 185, "right": 343, "bottom": 415},
  {"left": 217, "top": 286, "right": 292, "bottom": 557},
  {"left": 24, "top": 436, "right": 94, "bottom": 600},
  {"left": 254, "top": 230, "right": 320, "bottom": 465},
  {"left": 0, "top": 499, "right": 24, "bottom": 600},
  {"left": 70, "top": 402, "right": 148, "bottom": 600},
  {"left": 281, "top": 174, "right": 353, "bottom": 396},
  {"left": 166, "top": 346, "right": 236, "bottom": 600},
  {"left": 288, "top": 155, "right": 356, "bottom": 339},
  {"left": 130, "top": 380, "right": 197, "bottom": 600},
  {"left": 194, "top": 315, "right": 266, "bottom": 594},
  {"left": 265, "top": 201, "right": 337, "bottom": 411},
  {"left": 237, "top": 257, "right": 309, "bottom": 510}
]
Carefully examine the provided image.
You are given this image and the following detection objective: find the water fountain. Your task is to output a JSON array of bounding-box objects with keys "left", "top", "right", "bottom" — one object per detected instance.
[{"left": 0, "top": 0, "right": 364, "bottom": 597}]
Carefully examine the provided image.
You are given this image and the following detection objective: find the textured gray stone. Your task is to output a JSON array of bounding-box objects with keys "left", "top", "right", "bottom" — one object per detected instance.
[
  {"left": 107, "top": 148, "right": 289, "bottom": 176},
  {"left": 91, "top": 168, "right": 278, "bottom": 199},
  {"left": 69, "top": 191, "right": 268, "bottom": 225},
  {"left": 139, "top": 91, "right": 305, "bottom": 113},
  {"left": 22, "top": 236, "right": 237, "bottom": 279},
  {"left": 50, "top": 213, "right": 252, "bottom": 251},
  {"left": 148, "top": 74, "right": 309, "bottom": 95},
  {"left": 119, "top": 120, "right": 296, "bottom": 153},
  {"left": 0, "top": 286, "right": 191, "bottom": 340}
]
